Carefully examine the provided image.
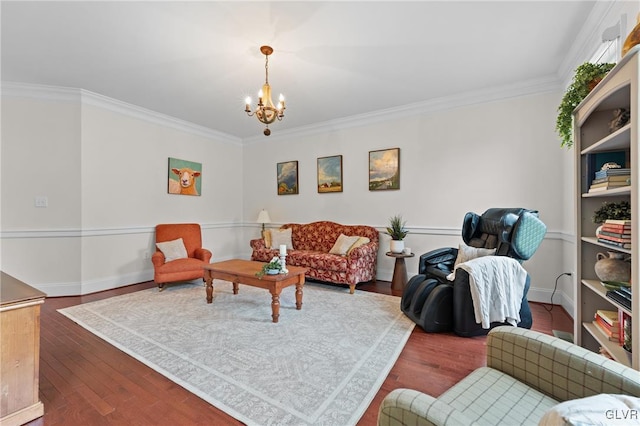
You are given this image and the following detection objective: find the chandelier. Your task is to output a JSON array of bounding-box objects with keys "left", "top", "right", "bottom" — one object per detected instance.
[{"left": 244, "top": 45, "right": 286, "bottom": 136}]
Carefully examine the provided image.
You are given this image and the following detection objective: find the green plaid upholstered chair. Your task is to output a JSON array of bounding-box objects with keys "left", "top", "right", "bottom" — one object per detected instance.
[{"left": 378, "top": 327, "right": 640, "bottom": 426}]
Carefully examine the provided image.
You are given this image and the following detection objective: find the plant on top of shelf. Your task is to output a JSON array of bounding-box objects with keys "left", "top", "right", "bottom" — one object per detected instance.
[
  {"left": 592, "top": 200, "right": 631, "bottom": 224},
  {"left": 556, "top": 62, "right": 616, "bottom": 148}
]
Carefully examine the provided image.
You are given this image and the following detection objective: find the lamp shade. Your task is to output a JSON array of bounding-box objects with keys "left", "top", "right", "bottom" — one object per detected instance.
[{"left": 256, "top": 209, "right": 271, "bottom": 224}]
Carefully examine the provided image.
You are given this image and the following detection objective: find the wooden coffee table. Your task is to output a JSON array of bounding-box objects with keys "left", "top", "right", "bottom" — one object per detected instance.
[{"left": 203, "top": 259, "right": 307, "bottom": 323}]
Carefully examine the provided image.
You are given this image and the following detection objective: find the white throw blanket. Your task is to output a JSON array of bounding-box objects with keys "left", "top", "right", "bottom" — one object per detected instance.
[{"left": 447, "top": 256, "right": 527, "bottom": 328}]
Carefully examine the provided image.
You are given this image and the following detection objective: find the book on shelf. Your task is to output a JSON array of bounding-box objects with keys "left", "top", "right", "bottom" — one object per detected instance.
[
  {"left": 604, "top": 219, "right": 632, "bottom": 226},
  {"left": 590, "top": 180, "right": 630, "bottom": 188},
  {"left": 595, "top": 168, "right": 631, "bottom": 178},
  {"left": 601, "top": 224, "right": 631, "bottom": 233},
  {"left": 588, "top": 185, "right": 630, "bottom": 193},
  {"left": 594, "top": 314, "right": 619, "bottom": 334},
  {"left": 592, "top": 320, "right": 620, "bottom": 341},
  {"left": 596, "top": 309, "right": 619, "bottom": 327},
  {"left": 621, "top": 312, "right": 632, "bottom": 353},
  {"left": 597, "top": 238, "right": 632, "bottom": 249},
  {"left": 598, "top": 230, "right": 631, "bottom": 239},
  {"left": 596, "top": 233, "right": 632, "bottom": 243},
  {"left": 591, "top": 175, "right": 631, "bottom": 185},
  {"left": 606, "top": 289, "right": 632, "bottom": 310}
]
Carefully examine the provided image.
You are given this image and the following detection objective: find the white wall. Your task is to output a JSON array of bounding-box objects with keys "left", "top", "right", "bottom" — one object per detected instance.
[
  {"left": 242, "top": 91, "right": 568, "bottom": 305},
  {"left": 1, "top": 86, "right": 243, "bottom": 295}
]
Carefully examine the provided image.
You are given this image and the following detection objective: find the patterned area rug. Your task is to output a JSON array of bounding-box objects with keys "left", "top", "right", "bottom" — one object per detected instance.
[{"left": 58, "top": 281, "right": 414, "bottom": 425}]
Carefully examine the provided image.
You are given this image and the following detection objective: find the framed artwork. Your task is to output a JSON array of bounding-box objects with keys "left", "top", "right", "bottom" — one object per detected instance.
[
  {"left": 277, "top": 160, "right": 299, "bottom": 195},
  {"left": 317, "top": 155, "right": 343, "bottom": 193},
  {"left": 168, "top": 157, "right": 202, "bottom": 196},
  {"left": 369, "top": 148, "right": 400, "bottom": 190}
]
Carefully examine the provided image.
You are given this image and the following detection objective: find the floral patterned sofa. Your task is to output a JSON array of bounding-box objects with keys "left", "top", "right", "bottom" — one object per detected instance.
[{"left": 250, "top": 221, "right": 379, "bottom": 293}]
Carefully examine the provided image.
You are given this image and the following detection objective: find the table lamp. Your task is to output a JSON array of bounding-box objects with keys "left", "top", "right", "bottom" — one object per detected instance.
[{"left": 256, "top": 209, "right": 271, "bottom": 238}]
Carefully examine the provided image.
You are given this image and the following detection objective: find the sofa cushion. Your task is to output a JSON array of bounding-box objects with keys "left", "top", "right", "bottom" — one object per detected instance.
[
  {"left": 270, "top": 228, "right": 293, "bottom": 250},
  {"left": 329, "top": 234, "right": 361, "bottom": 256},
  {"left": 347, "top": 236, "right": 370, "bottom": 255},
  {"left": 287, "top": 250, "right": 348, "bottom": 272},
  {"left": 439, "top": 366, "right": 558, "bottom": 425},
  {"left": 156, "top": 238, "right": 188, "bottom": 262}
]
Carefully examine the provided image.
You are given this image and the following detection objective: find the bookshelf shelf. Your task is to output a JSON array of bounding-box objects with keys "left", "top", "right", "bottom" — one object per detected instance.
[
  {"left": 583, "top": 322, "right": 632, "bottom": 367},
  {"left": 573, "top": 45, "right": 638, "bottom": 370}
]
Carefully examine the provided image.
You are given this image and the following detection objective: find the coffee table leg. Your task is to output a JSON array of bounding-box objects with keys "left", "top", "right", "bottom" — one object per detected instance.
[
  {"left": 270, "top": 289, "right": 281, "bottom": 323},
  {"left": 205, "top": 273, "right": 214, "bottom": 304},
  {"left": 295, "top": 282, "right": 303, "bottom": 310},
  {"left": 232, "top": 281, "right": 239, "bottom": 295}
]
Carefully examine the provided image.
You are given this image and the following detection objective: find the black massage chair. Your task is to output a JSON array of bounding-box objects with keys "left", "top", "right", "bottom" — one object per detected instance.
[{"left": 401, "top": 208, "right": 547, "bottom": 337}]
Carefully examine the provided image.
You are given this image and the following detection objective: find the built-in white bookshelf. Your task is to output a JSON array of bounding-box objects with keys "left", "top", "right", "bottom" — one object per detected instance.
[{"left": 573, "top": 45, "right": 639, "bottom": 370}]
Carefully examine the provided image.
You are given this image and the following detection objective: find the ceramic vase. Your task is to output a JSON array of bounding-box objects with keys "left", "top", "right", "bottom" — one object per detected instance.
[{"left": 594, "top": 251, "right": 631, "bottom": 282}]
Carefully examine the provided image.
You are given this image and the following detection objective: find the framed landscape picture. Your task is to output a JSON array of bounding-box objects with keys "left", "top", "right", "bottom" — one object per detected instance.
[
  {"left": 168, "top": 157, "right": 202, "bottom": 196},
  {"left": 369, "top": 148, "right": 400, "bottom": 190},
  {"left": 317, "top": 155, "right": 343, "bottom": 193},
  {"left": 277, "top": 160, "right": 299, "bottom": 195}
]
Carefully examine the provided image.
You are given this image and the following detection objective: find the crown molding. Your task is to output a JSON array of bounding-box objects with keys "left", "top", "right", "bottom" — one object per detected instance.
[
  {"left": 1, "top": 81, "right": 242, "bottom": 146},
  {"left": 242, "top": 74, "right": 561, "bottom": 145}
]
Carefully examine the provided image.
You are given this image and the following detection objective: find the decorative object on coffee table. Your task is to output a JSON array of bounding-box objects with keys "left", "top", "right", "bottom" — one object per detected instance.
[{"left": 256, "top": 256, "right": 284, "bottom": 278}]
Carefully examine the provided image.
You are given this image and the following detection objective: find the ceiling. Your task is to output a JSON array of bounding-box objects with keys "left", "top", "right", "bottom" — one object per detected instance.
[{"left": 1, "top": 1, "right": 597, "bottom": 140}]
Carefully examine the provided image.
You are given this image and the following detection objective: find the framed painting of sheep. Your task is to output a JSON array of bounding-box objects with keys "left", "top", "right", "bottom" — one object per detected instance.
[{"left": 168, "top": 157, "right": 202, "bottom": 196}]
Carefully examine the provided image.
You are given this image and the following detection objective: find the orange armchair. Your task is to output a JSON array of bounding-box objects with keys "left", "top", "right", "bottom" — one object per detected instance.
[{"left": 151, "top": 223, "right": 212, "bottom": 290}]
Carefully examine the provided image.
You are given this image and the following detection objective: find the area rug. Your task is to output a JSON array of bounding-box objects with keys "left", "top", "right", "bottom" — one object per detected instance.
[{"left": 58, "top": 281, "right": 414, "bottom": 425}]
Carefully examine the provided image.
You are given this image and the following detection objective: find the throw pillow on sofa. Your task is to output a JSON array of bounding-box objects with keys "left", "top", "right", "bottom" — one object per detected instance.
[
  {"left": 156, "top": 238, "right": 188, "bottom": 262},
  {"left": 347, "top": 236, "right": 370, "bottom": 255},
  {"left": 329, "top": 234, "right": 361, "bottom": 256},
  {"left": 270, "top": 228, "right": 294, "bottom": 250}
]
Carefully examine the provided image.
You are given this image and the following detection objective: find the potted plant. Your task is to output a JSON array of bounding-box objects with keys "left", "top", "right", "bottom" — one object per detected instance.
[
  {"left": 592, "top": 200, "right": 631, "bottom": 224},
  {"left": 386, "top": 214, "right": 408, "bottom": 253},
  {"left": 255, "top": 256, "right": 283, "bottom": 279},
  {"left": 556, "top": 62, "right": 616, "bottom": 148}
]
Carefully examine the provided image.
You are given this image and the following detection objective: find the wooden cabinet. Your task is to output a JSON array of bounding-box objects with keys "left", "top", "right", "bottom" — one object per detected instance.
[
  {"left": 573, "top": 45, "right": 639, "bottom": 370},
  {"left": 0, "top": 272, "right": 46, "bottom": 425}
]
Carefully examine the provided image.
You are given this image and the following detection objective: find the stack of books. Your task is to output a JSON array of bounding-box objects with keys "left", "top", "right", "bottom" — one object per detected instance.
[
  {"left": 606, "top": 286, "right": 632, "bottom": 310},
  {"left": 593, "top": 309, "right": 620, "bottom": 342},
  {"left": 597, "top": 219, "right": 631, "bottom": 249},
  {"left": 589, "top": 168, "right": 631, "bottom": 193}
]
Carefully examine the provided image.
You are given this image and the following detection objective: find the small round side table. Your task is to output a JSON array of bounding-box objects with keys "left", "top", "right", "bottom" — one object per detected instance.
[{"left": 386, "top": 251, "right": 415, "bottom": 296}]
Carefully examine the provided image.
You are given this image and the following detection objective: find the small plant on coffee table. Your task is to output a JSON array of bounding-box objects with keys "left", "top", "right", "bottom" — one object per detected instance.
[{"left": 255, "top": 256, "right": 283, "bottom": 279}]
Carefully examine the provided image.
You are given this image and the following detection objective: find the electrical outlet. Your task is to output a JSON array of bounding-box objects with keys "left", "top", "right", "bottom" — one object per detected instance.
[{"left": 34, "top": 196, "right": 48, "bottom": 207}]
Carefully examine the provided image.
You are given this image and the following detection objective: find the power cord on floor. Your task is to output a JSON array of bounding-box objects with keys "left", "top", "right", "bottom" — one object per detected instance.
[{"left": 542, "top": 272, "right": 572, "bottom": 313}]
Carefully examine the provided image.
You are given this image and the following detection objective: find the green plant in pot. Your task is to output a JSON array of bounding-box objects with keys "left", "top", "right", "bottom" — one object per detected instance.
[
  {"left": 386, "top": 214, "right": 408, "bottom": 253},
  {"left": 592, "top": 200, "right": 631, "bottom": 224},
  {"left": 556, "top": 62, "right": 616, "bottom": 148},
  {"left": 255, "top": 256, "right": 283, "bottom": 279}
]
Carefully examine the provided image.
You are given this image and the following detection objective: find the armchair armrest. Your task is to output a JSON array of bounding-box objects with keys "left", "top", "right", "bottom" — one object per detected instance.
[
  {"left": 250, "top": 238, "right": 267, "bottom": 250},
  {"left": 347, "top": 241, "right": 378, "bottom": 258},
  {"left": 487, "top": 326, "right": 640, "bottom": 401},
  {"left": 378, "top": 388, "right": 476, "bottom": 426},
  {"left": 194, "top": 248, "right": 213, "bottom": 263},
  {"left": 151, "top": 251, "right": 165, "bottom": 267},
  {"left": 418, "top": 247, "right": 457, "bottom": 277}
]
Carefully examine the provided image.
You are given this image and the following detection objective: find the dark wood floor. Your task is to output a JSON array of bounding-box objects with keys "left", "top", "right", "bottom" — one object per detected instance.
[{"left": 25, "top": 279, "right": 573, "bottom": 426}]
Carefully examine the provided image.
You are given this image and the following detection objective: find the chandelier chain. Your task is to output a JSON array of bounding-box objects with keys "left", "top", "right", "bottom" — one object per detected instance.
[{"left": 264, "top": 54, "right": 269, "bottom": 85}]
